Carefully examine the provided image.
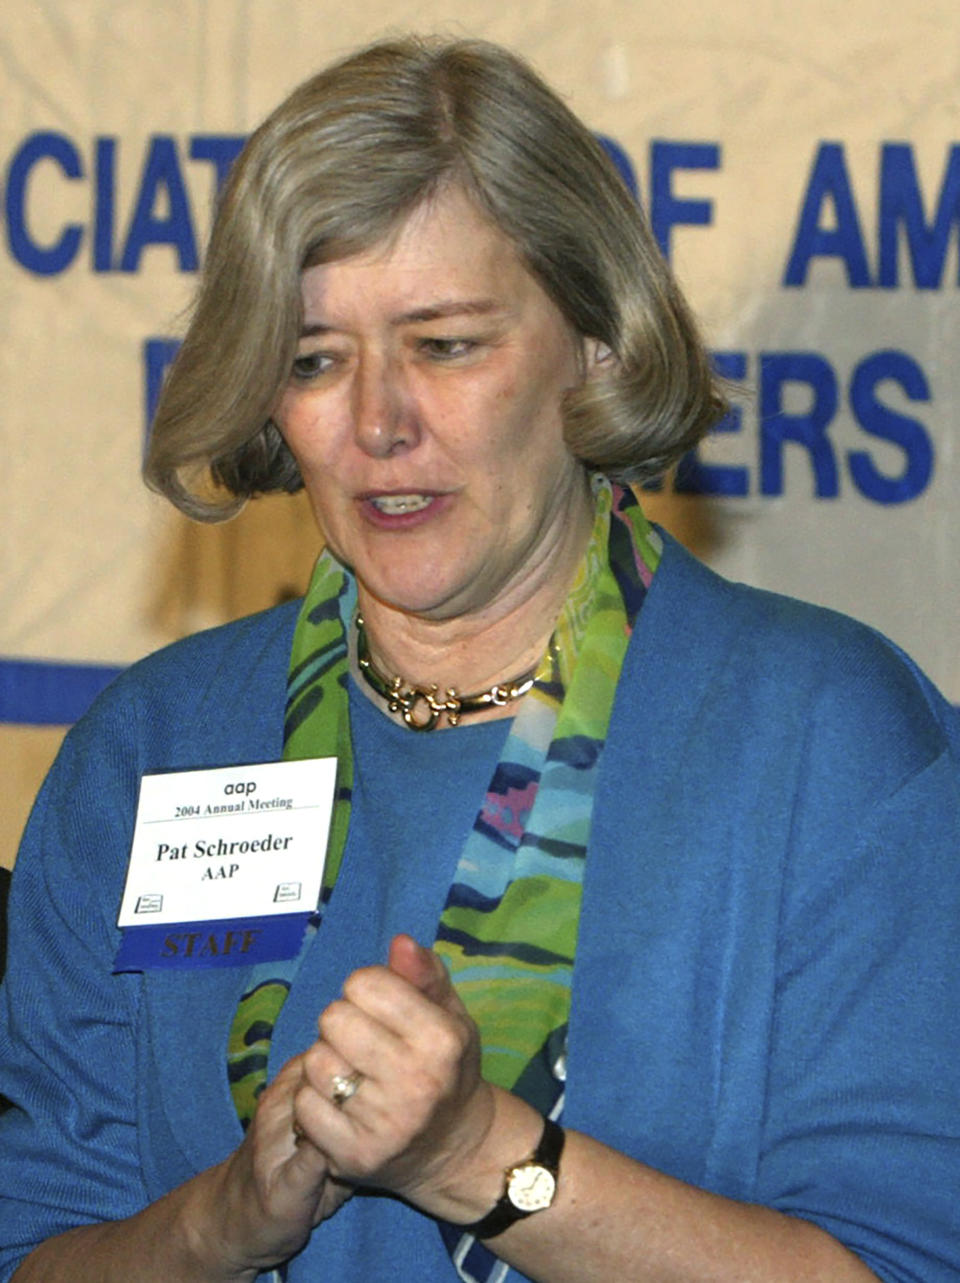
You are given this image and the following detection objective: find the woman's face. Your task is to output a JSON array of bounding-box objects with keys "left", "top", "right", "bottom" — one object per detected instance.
[{"left": 275, "top": 184, "right": 594, "bottom": 626}]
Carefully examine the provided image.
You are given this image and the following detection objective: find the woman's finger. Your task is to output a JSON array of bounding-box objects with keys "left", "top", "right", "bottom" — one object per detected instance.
[
  {"left": 327, "top": 956, "right": 472, "bottom": 1061},
  {"left": 387, "top": 933, "right": 454, "bottom": 1005},
  {"left": 316, "top": 993, "right": 408, "bottom": 1080}
]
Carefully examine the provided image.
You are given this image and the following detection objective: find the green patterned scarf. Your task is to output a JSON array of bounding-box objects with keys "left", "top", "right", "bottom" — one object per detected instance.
[{"left": 228, "top": 479, "right": 660, "bottom": 1135}]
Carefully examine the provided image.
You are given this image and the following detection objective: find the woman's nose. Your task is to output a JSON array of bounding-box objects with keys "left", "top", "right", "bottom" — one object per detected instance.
[{"left": 352, "top": 356, "right": 419, "bottom": 458}]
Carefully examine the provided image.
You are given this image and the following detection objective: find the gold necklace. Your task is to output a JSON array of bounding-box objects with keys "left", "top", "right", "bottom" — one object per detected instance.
[{"left": 355, "top": 614, "right": 537, "bottom": 731}]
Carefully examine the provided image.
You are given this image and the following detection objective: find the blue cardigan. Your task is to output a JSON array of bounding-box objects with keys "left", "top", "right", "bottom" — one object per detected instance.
[{"left": 2, "top": 535, "right": 959, "bottom": 1282}]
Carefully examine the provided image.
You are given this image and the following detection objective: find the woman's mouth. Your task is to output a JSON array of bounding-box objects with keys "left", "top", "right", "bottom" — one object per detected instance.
[
  {"left": 360, "top": 491, "right": 451, "bottom": 529},
  {"left": 369, "top": 493, "right": 433, "bottom": 515}
]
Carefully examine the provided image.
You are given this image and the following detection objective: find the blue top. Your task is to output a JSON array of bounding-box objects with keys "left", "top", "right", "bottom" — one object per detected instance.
[{"left": 1, "top": 533, "right": 959, "bottom": 1282}]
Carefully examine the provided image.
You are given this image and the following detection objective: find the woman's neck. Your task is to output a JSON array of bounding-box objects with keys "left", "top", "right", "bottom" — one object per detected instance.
[{"left": 352, "top": 486, "right": 594, "bottom": 724}]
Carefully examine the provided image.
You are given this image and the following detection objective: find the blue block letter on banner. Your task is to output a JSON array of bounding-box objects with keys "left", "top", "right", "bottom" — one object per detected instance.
[
  {"left": 650, "top": 142, "right": 720, "bottom": 261},
  {"left": 144, "top": 338, "right": 182, "bottom": 436},
  {"left": 675, "top": 352, "right": 749, "bottom": 496},
  {"left": 760, "top": 353, "right": 840, "bottom": 497},
  {"left": 878, "top": 144, "right": 960, "bottom": 288},
  {"left": 848, "top": 351, "right": 933, "bottom": 503},
  {"left": 5, "top": 132, "right": 84, "bottom": 274},
  {"left": 783, "top": 143, "right": 872, "bottom": 287},
  {"left": 119, "top": 136, "right": 198, "bottom": 272}
]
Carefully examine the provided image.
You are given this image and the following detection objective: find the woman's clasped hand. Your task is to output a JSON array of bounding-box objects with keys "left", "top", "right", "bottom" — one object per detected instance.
[
  {"left": 217, "top": 934, "right": 543, "bottom": 1273},
  {"left": 291, "top": 936, "right": 498, "bottom": 1213}
]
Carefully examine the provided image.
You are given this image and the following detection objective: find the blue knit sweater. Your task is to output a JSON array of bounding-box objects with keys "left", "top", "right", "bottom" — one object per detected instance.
[{"left": 2, "top": 535, "right": 959, "bottom": 1281}]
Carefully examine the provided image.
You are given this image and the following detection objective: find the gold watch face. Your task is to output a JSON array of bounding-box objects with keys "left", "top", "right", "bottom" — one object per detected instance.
[{"left": 507, "top": 1163, "right": 557, "bottom": 1213}]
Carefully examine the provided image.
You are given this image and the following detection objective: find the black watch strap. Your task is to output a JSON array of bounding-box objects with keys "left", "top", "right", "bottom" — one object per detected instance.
[{"left": 462, "top": 1115, "right": 565, "bottom": 1241}]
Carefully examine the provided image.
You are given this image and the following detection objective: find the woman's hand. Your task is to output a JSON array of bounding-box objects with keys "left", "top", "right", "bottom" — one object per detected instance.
[
  {"left": 289, "top": 934, "right": 529, "bottom": 1224},
  {"left": 197, "top": 1055, "right": 354, "bottom": 1277},
  {"left": 139, "top": 934, "right": 513, "bottom": 1280},
  {"left": 10, "top": 1055, "right": 355, "bottom": 1283}
]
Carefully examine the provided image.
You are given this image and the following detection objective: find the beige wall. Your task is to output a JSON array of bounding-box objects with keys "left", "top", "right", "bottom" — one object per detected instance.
[
  {"left": 2, "top": 726, "right": 66, "bottom": 871},
  {"left": 2, "top": 492, "right": 321, "bottom": 867}
]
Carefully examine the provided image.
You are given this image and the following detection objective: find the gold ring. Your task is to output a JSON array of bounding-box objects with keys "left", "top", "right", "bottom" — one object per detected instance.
[{"left": 330, "top": 1070, "right": 363, "bottom": 1108}]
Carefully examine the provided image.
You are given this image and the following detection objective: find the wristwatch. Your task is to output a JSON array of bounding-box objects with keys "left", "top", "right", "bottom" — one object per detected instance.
[{"left": 462, "top": 1116, "right": 565, "bottom": 1240}]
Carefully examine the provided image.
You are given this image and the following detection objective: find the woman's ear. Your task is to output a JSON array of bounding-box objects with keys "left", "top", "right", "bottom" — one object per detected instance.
[{"left": 581, "top": 337, "right": 615, "bottom": 376}]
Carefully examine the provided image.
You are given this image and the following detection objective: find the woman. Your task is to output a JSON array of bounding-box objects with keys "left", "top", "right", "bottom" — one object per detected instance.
[{"left": 1, "top": 36, "right": 958, "bottom": 1283}]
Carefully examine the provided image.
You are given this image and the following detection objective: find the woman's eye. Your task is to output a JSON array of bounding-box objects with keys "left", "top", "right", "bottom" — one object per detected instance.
[
  {"left": 291, "top": 351, "right": 334, "bottom": 380},
  {"left": 420, "top": 337, "right": 476, "bottom": 361}
]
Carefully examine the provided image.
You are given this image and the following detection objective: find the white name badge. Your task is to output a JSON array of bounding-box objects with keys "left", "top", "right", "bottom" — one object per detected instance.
[{"left": 114, "top": 758, "right": 337, "bottom": 971}]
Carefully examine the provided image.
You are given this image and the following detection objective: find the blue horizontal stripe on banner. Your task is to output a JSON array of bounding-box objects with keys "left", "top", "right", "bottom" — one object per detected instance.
[
  {"left": 0, "top": 657, "right": 124, "bottom": 726},
  {"left": 2, "top": 657, "right": 959, "bottom": 730}
]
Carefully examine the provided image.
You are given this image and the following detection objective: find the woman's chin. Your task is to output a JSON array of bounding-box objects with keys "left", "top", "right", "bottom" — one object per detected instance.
[{"left": 355, "top": 572, "right": 459, "bottom": 622}]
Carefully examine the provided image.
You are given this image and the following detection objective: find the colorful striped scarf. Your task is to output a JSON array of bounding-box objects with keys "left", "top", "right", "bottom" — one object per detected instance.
[{"left": 227, "top": 478, "right": 660, "bottom": 1281}]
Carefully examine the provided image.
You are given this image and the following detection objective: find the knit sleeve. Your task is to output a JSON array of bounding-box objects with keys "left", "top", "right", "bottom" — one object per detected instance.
[
  {"left": 755, "top": 676, "right": 960, "bottom": 1281},
  {"left": 0, "top": 687, "right": 149, "bottom": 1280}
]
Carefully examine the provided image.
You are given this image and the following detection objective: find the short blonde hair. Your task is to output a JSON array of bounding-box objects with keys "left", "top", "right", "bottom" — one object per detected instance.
[{"left": 145, "top": 35, "right": 725, "bottom": 519}]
